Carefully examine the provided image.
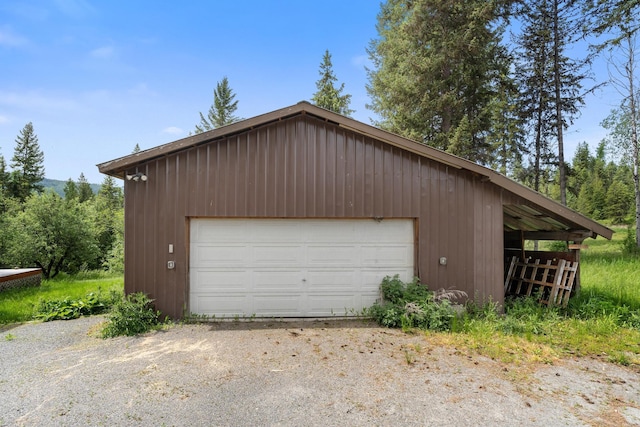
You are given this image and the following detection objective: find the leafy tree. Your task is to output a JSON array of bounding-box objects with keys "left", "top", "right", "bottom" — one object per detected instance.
[
  {"left": 195, "top": 76, "right": 240, "bottom": 133},
  {"left": 103, "top": 208, "right": 124, "bottom": 273},
  {"left": 93, "top": 175, "right": 124, "bottom": 266},
  {"left": 601, "top": 35, "right": 640, "bottom": 248},
  {"left": 7, "top": 122, "right": 45, "bottom": 202},
  {"left": 311, "top": 50, "right": 354, "bottom": 116},
  {"left": 77, "top": 173, "right": 94, "bottom": 203},
  {"left": 5, "top": 191, "right": 99, "bottom": 278},
  {"left": 366, "top": 0, "right": 513, "bottom": 164}
]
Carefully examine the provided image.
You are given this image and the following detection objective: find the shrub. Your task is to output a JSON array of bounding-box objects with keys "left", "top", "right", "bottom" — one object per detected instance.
[
  {"left": 367, "top": 275, "right": 465, "bottom": 332},
  {"left": 35, "top": 289, "right": 120, "bottom": 321},
  {"left": 101, "top": 292, "right": 164, "bottom": 338}
]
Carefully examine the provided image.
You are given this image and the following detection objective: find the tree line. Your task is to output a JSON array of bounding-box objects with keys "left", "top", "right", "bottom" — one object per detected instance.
[
  {"left": 0, "top": 123, "right": 124, "bottom": 278},
  {"left": 2, "top": 0, "right": 638, "bottom": 277}
]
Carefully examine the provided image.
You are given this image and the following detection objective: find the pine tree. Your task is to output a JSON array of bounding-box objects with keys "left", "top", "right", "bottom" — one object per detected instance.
[
  {"left": 8, "top": 122, "right": 45, "bottom": 202},
  {"left": 367, "top": 0, "right": 513, "bottom": 164},
  {"left": 584, "top": 0, "right": 640, "bottom": 48},
  {"left": 132, "top": 143, "right": 141, "bottom": 154},
  {"left": 94, "top": 175, "right": 124, "bottom": 266},
  {"left": 515, "top": 0, "right": 590, "bottom": 198},
  {"left": 311, "top": 50, "right": 354, "bottom": 116},
  {"left": 487, "top": 64, "right": 527, "bottom": 177},
  {"left": 195, "top": 76, "right": 240, "bottom": 133},
  {"left": 63, "top": 178, "right": 78, "bottom": 201},
  {"left": 77, "top": 173, "right": 94, "bottom": 203},
  {"left": 0, "top": 151, "right": 8, "bottom": 196}
]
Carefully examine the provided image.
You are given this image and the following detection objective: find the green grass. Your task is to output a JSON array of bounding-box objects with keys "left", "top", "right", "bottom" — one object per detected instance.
[
  {"left": 578, "top": 226, "right": 640, "bottom": 309},
  {"left": 450, "top": 228, "right": 640, "bottom": 367},
  {"left": 0, "top": 271, "right": 123, "bottom": 325}
]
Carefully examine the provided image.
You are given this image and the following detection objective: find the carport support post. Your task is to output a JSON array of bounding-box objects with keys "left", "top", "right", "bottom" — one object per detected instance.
[{"left": 570, "top": 241, "right": 582, "bottom": 294}]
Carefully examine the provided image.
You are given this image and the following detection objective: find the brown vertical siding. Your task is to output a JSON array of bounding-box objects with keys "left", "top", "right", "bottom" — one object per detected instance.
[{"left": 124, "top": 114, "right": 505, "bottom": 318}]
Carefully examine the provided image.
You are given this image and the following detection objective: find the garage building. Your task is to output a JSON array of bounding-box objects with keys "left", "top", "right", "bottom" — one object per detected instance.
[{"left": 97, "top": 102, "right": 612, "bottom": 319}]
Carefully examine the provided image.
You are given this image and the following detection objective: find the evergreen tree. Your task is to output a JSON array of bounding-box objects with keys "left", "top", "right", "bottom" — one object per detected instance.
[
  {"left": 367, "top": 0, "right": 513, "bottom": 164},
  {"left": 8, "top": 122, "right": 45, "bottom": 202},
  {"left": 63, "top": 178, "right": 78, "bottom": 201},
  {"left": 77, "top": 173, "right": 94, "bottom": 203},
  {"left": 487, "top": 65, "right": 527, "bottom": 177},
  {"left": 195, "top": 76, "right": 240, "bottom": 133},
  {"left": 605, "top": 178, "right": 633, "bottom": 223},
  {"left": 311, "top": 50, "right": 354, "bottom": 116},
  {"left": 0, "top": 150, "right": 8, "bottom": 196},
  {"left": 584, "top": 0, "right": 640, "bottom": 48},
  {"left": 132, "top": 143, "right": 141, "bottom": 153},
  {"left": 94, "top": 175, "right": 124, "bottom": 266},
  {"left": 515, "top": 0, "right": 590, "bottom": 199}
]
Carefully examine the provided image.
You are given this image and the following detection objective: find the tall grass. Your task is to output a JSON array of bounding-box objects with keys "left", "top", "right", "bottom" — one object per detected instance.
[
  {"left": 0, "top": 271, "right": 123, "bottom": 325},
  {"left": 578, "top": 225, "right": 640, "bottom": 309}
]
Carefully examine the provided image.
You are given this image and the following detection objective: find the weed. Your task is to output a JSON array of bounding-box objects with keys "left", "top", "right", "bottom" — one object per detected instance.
[
  {"left": 4, "top": 333, "right": 15, "bottom": 341},
  {"left": 403, "top": 349, "right": 416, "bottom": 365},
  {"left": 101, "top": 293, "right": 166, "bottom": 338},
  {"left": 34, "top": 289, "right": 120, "bottom": 322},
  {"left": 367, "top": 275, "right": 464, "bottom": 332}
]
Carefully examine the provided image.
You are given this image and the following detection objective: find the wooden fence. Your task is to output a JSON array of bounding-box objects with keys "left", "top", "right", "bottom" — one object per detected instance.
[{"left": 504, "top": 256, "right": 578, "bottom": 307}]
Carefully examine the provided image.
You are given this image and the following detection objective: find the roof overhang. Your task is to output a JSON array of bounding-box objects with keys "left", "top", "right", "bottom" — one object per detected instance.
[{"left": 97, "top": 101, "right": 613, "bottom": 241}]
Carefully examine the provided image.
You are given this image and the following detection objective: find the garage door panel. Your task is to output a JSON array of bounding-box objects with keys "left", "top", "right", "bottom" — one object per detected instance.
[
  {"left": 252, "top": 223, "right": 303, "bottom": 242},
  {"left": 191, "top": 245, "right": 248, "bottom": 267},
  {"left": 252, "top": 295, "right": 304, "bottom": 316},
  {"left": 307, "top": 294, "right": 360, "bottom": 316},
  {"left": 253, "top": 270, "right": 304, "bottom": 291},
  {"left": 192, "top": 294, "right": 252, "bottom": 316},
  {"left": 192, "top": 221, "right": 250, "bottom": 243},
  {"left": 307, "top": 246, "right": 359, "bottom": 266},
  {"left": 306, "top": 270, "right": 359, "bottom": 290},
  {"left": 253, "top": 245, "right": 304, "bottom": 266},
  {"left": 192, "top": 270, "right": 250, "bottom": 292},
  {"left": 189, "top": 219, "right": 414, "bottom": 318}
]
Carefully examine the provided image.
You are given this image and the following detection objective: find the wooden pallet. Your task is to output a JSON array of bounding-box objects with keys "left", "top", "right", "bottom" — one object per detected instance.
[{"left": 504, "top": 256, "right": 578, "bottom": 307}]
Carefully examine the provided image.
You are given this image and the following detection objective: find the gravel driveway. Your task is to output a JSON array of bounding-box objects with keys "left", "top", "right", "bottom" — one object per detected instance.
[{"left": 1, "top": 316, "right": 639, "bottom": 426}]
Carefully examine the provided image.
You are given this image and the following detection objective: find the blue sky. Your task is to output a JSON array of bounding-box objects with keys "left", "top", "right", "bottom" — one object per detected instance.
[{"left": 0, "top": 0, "right": 623, "bottom": 184}]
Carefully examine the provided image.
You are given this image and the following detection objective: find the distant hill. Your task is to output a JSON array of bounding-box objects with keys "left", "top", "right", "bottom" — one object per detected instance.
[{"left": 40, "top": 178, "right": 102, "bottom": 197}]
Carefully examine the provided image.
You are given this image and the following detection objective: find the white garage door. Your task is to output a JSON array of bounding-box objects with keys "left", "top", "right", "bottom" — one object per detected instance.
[{"left": 189, "top": 218, "right": 414, "bottom": 318}]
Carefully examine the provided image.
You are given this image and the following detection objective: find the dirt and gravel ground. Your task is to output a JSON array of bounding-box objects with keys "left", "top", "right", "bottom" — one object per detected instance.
[{"left": 1, "top": 316, "right": 639, "bottom": 427}]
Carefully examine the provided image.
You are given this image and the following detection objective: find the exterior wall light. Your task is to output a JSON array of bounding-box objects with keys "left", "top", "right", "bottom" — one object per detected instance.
[{"left": 126, "top": 172, "right": 147, "bottom": 182}]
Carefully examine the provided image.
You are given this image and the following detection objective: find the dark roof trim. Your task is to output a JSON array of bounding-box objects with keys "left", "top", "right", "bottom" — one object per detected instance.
[{"left": 97, "top": 101, "right": 613, "bottom": 240}]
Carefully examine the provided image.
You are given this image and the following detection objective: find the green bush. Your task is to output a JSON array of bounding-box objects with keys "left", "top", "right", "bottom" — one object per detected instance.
[
  {"left": 35, "top": 289, "right": 120, "bottom": 321},
  {"left": 101, "top": 292, "right": 164, "bottom": 338},
  {"left": 367, "top": 275, "right": 461, "bottom": 332}
]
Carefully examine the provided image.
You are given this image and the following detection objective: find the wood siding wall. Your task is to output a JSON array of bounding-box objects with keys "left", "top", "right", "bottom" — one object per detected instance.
[{"left": 124, "top": 115, "right": 505, "bottom": 318}]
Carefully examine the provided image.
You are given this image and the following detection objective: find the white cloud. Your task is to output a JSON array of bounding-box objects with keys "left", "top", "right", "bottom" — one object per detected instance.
[
  {"left": 90, "top": 45, "right": 115, "bottom": 59},
  {"left": 0, "top": 27, "right": 28, "bottom": 47},
  {"left": 162, "top": 126, "right": 183, "bottom": 135},
  {"left": 0, "top": 90, "right": 77, "bottom": 111}
]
